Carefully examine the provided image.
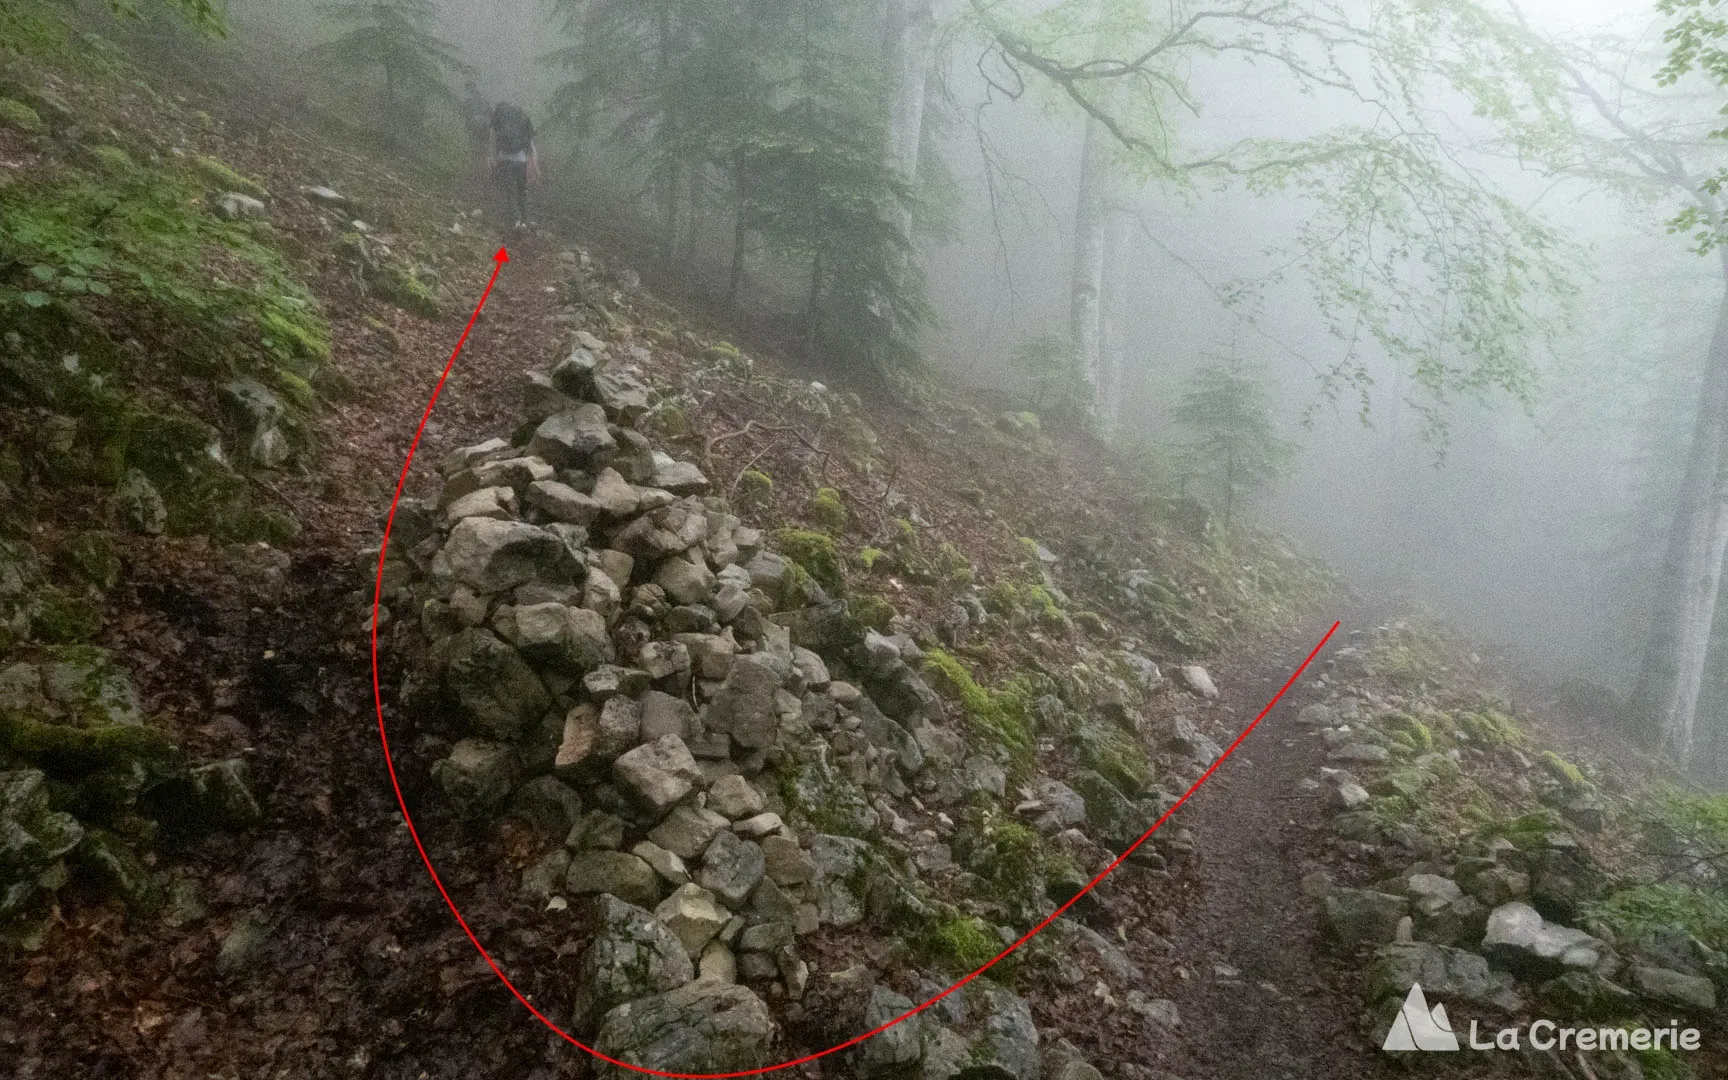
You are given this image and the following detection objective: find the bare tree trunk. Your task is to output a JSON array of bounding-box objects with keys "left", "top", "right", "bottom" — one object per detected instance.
[
  {"left": 1634, "top": 256, "right": 1728, "bottom": 767},
  {"left": 805, "top": 252, "right": 824, "bottom": 361},
  {"left": 729, "top": 159, "right": 749, "bottom": 306},
  {"left": 1070, "top": 114, "right": 1108, "bottom": 422},
  {"left": 1097, "top": 207, "right": 1131, "bottom": 438},
  {"left": 882, "top": 0, "right": 938, "bottom": 234}
]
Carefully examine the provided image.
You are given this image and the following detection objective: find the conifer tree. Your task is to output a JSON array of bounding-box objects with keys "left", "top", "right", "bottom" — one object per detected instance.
[
  {"left": 1173, "top": 355, "right": 1294, "bottom": 529},
  {"left": 313, "top": 0, "right": 464, "bottom": 141}
]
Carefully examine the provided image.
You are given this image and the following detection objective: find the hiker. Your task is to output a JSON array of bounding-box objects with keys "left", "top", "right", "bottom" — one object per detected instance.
[{"left": 490, "top": 101, "right": 539, "bottom": 230}]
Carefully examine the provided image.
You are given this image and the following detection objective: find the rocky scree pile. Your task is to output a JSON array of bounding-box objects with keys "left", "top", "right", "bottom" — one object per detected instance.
[
  {"left": 370, "top": 330, "right": 1200, "bottom": 1078},
  {"left": 1294, "top": 639, "right": 1724, "bottom": 1077}
]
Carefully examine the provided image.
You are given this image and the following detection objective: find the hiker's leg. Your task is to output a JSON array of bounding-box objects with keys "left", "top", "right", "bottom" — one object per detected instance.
[{"left": 512, "top": 163, "right": 529, "bottom": 224}]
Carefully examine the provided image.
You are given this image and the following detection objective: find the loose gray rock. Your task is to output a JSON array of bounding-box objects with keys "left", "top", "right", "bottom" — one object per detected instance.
[
  {"left": 1367, "top": 942, "right": 1521, "bottom": 1010},
  {"left": 632, "top": 840, "right": 691, "bottom": 886},
  {"left": 499, "top": 603, "right": 614, "bottom": 675},
  {"left": 434, "top": 518, "right": 571, "bottom": 594},
  {"left": 593, "top": 979, "right": 775, "bottom": 1078},
  {"left": 698, "top": 830, "right": 765, "bottom": 906},
  {"left": 1404, "top": 874, "right": 1486, "bottom": 948},
  {"left": 656, "top": 558, "right": 716, "bottom": 606},
  {"left": 706, "top": 654, "right": 781, "bottom": 750},
  {"left": 1179, "top": 665, "right": 1218, "bottom": 699},
  {"left": 1481, "top": 902, "right": 1611, "bottom": 980},
  {"left": 508, "top": 775, "right": 585, "bottom": 839},
  {"left": 759, "top": 834, "right": 817, "bottom": 886},
  {"left": 707, "top": 775, "right": 765, "bottom": 820},
  {"left": 1323, "top": 888, "right": 1410, "bottom": 952},
  {"left": 613, "top": 735, "right": 703, "bottom": 814},
  {"left": 528, "top": 405, "right": 617, "bottom": 469},
  {"left": 430, "top": 740, "right": 519, "bottom": 820},
  {"left": 573, "top": 894, "right": 694, "bottom": 1030},
  {"left": 649, "top": 805, "right": 731, "bottom": 859},
  {"left": 655, "top": 882, "right": 730, "bottom": 957},
  {"left": 565, "top": 850, "right": 662, "bottom": 908},
  {"left": 639, "top": 691, "right": 696, "bottom": 741},
  {"left": 436, "top": 629, "right": 550, "bottom": 740},
  {"left": 855, "top": 987, "right": 922, "bottom": 1075},
  {"left": 1629, "top": 965, "right": 1717, "bottom": 1011}
]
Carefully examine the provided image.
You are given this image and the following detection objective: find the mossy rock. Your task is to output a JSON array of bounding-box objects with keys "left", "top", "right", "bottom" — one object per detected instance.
[
  {"left": 74, "top": 829, "right": 164, "bottom": 914},
  {"left": 772, "top": 529, "right": 843, "bottom": 594},
  {"left": 919, "top": 914, "right": 1001, "bottom": 974},
  {"left": 846, "top": 594, "right": 896, "bottom": 633},
  {"left": 371, "top": 265, "right": 440, "bottom": 318},
  {"left": 61, "top": 531, "right": 122, "bottom": 592},
  {"left": 1378, "top": 711, "right": 1434, "bottom": 754},
  {"left": 1539, "top": 751, "right": 1590, "bottom": 794},
  {"left": 1072, "top": 720, "right": 1150, "bottom": 794},
  {"left": 1459, "top": 708, "right": 1521, "bottom": 748},
  {"left": 808, "top": 487, "right": 847, "bottom": 532},
  {"left": 191, "top": 155, "right": 268, "bottom": 200},
  {"left": 0, "top": 98, "right": 43, "bottom": 133},
  {"left": 27, "top": 586, "right": 102, "bottom": 645}
]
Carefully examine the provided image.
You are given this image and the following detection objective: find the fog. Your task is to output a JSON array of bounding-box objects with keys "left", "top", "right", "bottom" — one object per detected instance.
[{"left": 225, "top": 0, "right": 1726, "bottom": 695}]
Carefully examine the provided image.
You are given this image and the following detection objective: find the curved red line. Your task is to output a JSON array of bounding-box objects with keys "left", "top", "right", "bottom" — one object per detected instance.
[{"left": 369, "top": 248, "right": 1341, "bottom": 1078}]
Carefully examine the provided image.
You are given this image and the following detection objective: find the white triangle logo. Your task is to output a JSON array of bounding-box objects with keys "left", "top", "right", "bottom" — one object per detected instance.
[{"left": 1382, "top": 983, "right": 1460, "bottom": 1052}]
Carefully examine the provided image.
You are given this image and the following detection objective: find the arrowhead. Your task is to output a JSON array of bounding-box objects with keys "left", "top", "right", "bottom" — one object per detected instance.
[{"left": 494, "top": 247, "right": 510, "bottom": 263}]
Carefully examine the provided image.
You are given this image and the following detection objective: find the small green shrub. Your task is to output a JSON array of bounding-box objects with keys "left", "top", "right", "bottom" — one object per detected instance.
[
  {"left": 1379, "top": 711, "right": 1434, "bottom": 753},
  {"left": 1539, "top": 750, "right": 1589, "bottom": 793},
  {"left": 1583, "top": 884, "right": 1728, "bottom": 951}
]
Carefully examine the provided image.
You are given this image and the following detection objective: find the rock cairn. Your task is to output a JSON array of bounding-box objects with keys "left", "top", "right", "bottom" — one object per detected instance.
[{"left": 374, "top": 327, "right": 1134, "bottom": 1078}]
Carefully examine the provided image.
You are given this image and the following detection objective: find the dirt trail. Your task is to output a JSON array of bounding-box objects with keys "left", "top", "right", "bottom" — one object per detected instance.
[{"left": 1069, "top": 612, "right": 1520, "bottom": 1080}]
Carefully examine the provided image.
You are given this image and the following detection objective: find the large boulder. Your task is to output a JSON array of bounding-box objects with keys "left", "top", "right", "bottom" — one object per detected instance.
[
  {"left": 433, "top": 518, "right": 572, "bottom": 594},
  {"left": 573, "top": 894, "right": 694, "bottom": 1031},
  {"left": 593, "top": 978, "right": 775, "bottom": 1078},
  {"left": 0, "top": 769, "right": 84, "bottom": 916},
  {"left": 435, "top": 629, "right": 550, "bottom": 740},
  {"left": 921, "top": 983, "right": 1040, "bottom": 1080},
  {"left": 1481, "top": 902, "right": 1612, "bottom": 981},
  {"left": 1367, "top": 942, "right": 1521, "bottom": 1010}
]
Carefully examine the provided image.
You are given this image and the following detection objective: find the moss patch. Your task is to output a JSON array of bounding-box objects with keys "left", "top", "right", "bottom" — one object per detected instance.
[
  {"left": 0, "top": 98, "right": 44, "bottom": 132},
  {"left": 772, "top": 528, "right": 843, "bottom": 594},
  {"left": 808, "top": 487, "right": 846, "bottom": 532},
  {"left": 922, "top": 649, "right": 1034, "bottom": 761},
  {"left": 190, "top": 154, "right": 268, "bottom": 200}
]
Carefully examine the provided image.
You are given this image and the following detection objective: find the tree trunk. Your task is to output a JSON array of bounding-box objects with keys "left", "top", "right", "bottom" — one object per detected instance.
[
  {"left": 729, "top": 160, "right": 749, "bottom": 306},
  {"left": 882, "top": 0, "right": 937, "bottom": 237},
  {"left": 805, "top": 252, "right": 824, "bottom": 361},
  {"left": 1633, "top": 255, "right": 1728, "bottom": 767},
  {"left": 1096, "top": 207, "right": 1131, "bottom": 438},
  {"left": 1070, "top": 114, "right": 1109, "bottom": 422}
]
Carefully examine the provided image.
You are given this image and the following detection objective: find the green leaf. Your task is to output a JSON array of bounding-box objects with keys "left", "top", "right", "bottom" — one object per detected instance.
[
  {"left": 21, "top": 292, "right": 53, "bottom": 308},
  {"left": 29, "top": 264, "right": 56, "bottom": 282}
]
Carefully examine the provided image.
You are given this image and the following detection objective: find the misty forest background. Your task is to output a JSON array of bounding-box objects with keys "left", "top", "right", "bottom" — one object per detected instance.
[{"left": 17, "top": 0, "right": 1728, "bottom": 779}]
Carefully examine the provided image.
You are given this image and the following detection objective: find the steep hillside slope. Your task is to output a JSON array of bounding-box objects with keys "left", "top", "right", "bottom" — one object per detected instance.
[{"left": 1, "top": 20, "right": 1723, "bottom": 1080}]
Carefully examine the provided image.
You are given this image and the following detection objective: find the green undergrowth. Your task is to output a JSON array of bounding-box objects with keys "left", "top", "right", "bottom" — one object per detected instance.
[{"left": 1583, "top": 884, "right": 1728, "bottom": 952}]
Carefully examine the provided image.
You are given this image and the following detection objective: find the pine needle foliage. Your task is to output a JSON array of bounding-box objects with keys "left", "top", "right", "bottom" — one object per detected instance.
[
  {"left": 312, "top": 0, "right": 465, "bottom": 140},
  {"left": 1173, "top": 354, "right": 1295, "bottom": 528}
]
